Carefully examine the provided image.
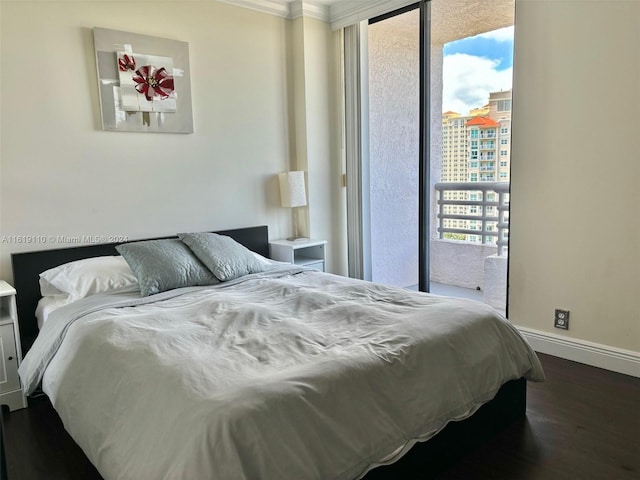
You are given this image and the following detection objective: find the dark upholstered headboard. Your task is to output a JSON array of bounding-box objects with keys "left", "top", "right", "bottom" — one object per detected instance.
[{"left": 11, "top": 225, "right": 269, "bottom": 353}]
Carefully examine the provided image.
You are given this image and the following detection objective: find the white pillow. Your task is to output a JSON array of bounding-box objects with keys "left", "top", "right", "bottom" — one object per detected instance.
[
  {"left": 39, "top": 256, "right": 138, "bottom": 300},
  {"left": 39, "top": 277, "right": 66, "bottom": 297}
]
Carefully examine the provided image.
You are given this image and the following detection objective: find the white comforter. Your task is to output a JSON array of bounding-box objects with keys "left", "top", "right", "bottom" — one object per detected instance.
[{"left": 20, "top": 267, "right": 544, "bottom": 480}]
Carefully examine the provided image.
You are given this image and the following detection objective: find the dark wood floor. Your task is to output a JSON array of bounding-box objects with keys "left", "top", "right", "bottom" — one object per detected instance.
[
  {"left": 2, "top": 353, "right": 639, "bottom": 479},
  {"left": 437, "top": 353, "right": 640, "bottom": 480}
]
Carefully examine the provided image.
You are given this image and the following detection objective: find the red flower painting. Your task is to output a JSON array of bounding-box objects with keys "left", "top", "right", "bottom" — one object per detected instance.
[
  {"left": 132, "top": 66, "right": 175, "bottom": 102},
  {"left": 118, "top": 54, "right": 136, "bottom": 72}
]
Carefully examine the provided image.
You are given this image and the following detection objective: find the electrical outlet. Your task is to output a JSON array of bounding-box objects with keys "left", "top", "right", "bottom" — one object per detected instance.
[{"left": 554, "top": 309, "right": 570, "bottom": 330}]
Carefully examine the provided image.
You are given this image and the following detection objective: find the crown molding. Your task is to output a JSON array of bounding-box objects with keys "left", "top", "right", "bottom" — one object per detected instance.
[
  {"left": 290, "top": 1, "right": 331, "bottom": 22},
  {"left": 218, "top": 0, "right": 414, "bottom": 27},
  {"left": 219, "top": 0, "right": 329, "bottom": 22},
  {"left": 217, "top": 0, "right": 290, "bottom": 19}
]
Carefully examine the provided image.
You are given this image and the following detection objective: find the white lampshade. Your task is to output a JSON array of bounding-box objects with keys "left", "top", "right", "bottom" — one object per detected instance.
[{"left": 279, "top": 171, "right": 307, "bottom": 208}]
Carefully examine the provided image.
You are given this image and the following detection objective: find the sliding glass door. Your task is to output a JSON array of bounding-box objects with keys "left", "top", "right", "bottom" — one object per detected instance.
[{"left": 347, "top": 0, "right": 515, "bottom": 309}]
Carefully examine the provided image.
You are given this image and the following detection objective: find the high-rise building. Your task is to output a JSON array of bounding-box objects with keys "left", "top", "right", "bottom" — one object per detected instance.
[{"left": 441, "top": 89, "right": 512, "bottom": 243}]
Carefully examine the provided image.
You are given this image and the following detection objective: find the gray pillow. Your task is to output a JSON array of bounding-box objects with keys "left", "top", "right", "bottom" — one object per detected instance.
[
  {"left": 116, "top": 239, "right": 218, "bottom": 296},
  {"left": 178, "top": 232, "right": 265, "bottom": 281}
]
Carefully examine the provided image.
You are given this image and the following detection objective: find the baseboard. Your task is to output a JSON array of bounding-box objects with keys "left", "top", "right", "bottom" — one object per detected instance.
[{"left": 517, "top": 327, "right": 640, "bottom": 378}]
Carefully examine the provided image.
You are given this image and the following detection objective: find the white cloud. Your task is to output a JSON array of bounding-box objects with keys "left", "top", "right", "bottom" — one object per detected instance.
[
  {"left": 476, "top": 26, "right": 514, "bottom": 43},
  {"left": 442, "top": 53, "right": 512, "bottom": 114}
]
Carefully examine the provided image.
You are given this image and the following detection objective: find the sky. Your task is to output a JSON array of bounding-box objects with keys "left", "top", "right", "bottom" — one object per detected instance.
[{"left": 442, "top": 26, "right": 514, "bottom": 114}]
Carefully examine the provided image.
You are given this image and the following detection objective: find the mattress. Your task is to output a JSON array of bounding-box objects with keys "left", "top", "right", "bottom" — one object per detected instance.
[{"left": 20, "top": 265, "right": 544, "bottom": 480}]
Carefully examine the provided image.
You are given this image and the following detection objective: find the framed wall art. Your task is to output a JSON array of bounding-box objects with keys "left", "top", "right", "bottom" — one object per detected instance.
[{"left": 93, "top": 27, "right": 193, "bottom": 133}]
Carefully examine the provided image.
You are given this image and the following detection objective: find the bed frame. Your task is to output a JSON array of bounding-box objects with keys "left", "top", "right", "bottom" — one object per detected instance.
[{"left": 10, "top": 224, "right": 526, "bottom": 479}]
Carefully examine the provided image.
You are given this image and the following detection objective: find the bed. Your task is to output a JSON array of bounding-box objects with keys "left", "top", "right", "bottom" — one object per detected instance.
[{"left": 12, "top": 225, "right": 544, "bottom": 479}]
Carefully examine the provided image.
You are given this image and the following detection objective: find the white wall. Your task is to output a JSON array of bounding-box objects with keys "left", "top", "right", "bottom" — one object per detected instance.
[
  {"left": 0, "top": 1, "right": 293, "bottom": 280},
  {"left": 509, "top": 0, "right": 640, "bottom": 353},
  {"left": 289, "top": 16, "right": 347, "bottom": 275}
]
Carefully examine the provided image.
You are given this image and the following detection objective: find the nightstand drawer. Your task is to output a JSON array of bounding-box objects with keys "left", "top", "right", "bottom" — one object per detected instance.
[{"left": 0, "top": 323, "right": 20, "bottom": 393}]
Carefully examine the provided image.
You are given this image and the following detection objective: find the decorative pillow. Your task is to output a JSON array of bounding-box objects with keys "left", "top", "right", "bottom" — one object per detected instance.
[
  {"left": 39, "top": 256, "right": 139, "bottom": 300},
  {"left": 178, "top": 232, "right": 265, "bottom": 281},
  {"left": 116, "top": 239, "right": 218, "bottom": 296}
]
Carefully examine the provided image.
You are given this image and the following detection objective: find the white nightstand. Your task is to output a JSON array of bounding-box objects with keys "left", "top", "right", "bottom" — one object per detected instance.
[
  {"left": 0, "top": 281, "right": 27, "bottom": 411},
  {"left": 270, "top": 239, "right": 327, "bottom": 272}
]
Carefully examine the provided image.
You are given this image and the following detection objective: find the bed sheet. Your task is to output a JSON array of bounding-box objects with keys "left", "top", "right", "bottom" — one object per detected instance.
[{"left": 35, "top": 295, "right": 72, "bottom": 329}]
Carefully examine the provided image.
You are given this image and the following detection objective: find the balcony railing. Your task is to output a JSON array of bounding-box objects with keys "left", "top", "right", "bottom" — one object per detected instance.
[{"left": 435, "top": 182, "right": 510, "bottom": 256}]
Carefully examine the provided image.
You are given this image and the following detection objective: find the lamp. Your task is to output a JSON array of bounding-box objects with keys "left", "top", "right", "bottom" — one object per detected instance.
[{"left": 279, "top": 171, "right": 307, "bottom": 241}]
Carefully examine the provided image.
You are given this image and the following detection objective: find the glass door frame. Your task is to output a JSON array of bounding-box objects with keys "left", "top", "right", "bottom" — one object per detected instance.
[{"left": 345, "top": 1, "right": 431, "bottom": 292}]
